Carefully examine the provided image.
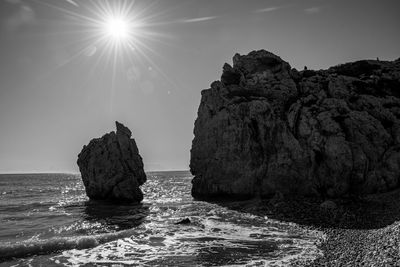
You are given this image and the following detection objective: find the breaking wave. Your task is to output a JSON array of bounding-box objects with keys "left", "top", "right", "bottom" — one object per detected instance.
[{"left": 0, "top": 228, "right": 139, "bottom": 261}]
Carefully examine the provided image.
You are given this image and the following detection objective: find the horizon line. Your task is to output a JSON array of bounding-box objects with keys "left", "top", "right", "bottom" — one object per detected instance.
[{"left": 0, "top": 169, "right": 191, "bottom": 175}]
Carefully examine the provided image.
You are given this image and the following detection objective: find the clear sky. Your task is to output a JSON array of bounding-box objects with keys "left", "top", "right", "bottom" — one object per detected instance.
[{"left": 0, "top": 0, "right": 399, "bottom": 173}]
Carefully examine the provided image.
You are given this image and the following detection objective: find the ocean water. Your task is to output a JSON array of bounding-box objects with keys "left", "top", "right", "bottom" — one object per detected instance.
[{"left": 0, "top": 171, "right": 323, "bottom": 266}]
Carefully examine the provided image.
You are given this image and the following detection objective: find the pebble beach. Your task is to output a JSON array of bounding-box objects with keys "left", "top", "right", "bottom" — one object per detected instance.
[{"left": 225, "top": 188, "right": 400, "bottom": 266}]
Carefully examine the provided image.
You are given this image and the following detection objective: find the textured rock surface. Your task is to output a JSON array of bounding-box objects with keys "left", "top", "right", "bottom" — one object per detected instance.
[
  {"left": 190, "top": 50, "right": 400, "bottom": 199},
  {"left": 77, "top": 121, "right": 146, "bottom": 202}
]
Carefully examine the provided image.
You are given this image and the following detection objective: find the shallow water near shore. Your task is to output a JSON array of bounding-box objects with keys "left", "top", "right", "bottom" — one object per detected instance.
[{"left": 0, "top": 171, "right": 323, "bottom": 266}]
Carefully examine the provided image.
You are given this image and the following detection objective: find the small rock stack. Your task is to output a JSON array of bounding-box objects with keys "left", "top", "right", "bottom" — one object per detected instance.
[{"left": 77, "top": 121, "right": 146, "bottom": 203}]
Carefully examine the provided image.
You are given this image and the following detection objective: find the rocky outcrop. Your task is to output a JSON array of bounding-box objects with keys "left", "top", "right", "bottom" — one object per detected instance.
[
  {"left": 190, "top": 50, "right": 400, "bottom": 199},
  {"left": 77, "top": 121, "right": 146, "bottom": 202}
]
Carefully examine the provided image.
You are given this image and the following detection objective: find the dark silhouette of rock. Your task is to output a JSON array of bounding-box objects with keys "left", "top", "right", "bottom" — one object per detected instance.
[
  {"left": 221, "top": 63, "right": 241, "bottom": 85},
  {"left": 190, "top": 50, "right": 400, "bottom": 200},
  {"left": 77, "top": 121, "right": 146, "bottom": 202},
  {"left": 175, "top": 218, "right": 191, "bottom": 225}
]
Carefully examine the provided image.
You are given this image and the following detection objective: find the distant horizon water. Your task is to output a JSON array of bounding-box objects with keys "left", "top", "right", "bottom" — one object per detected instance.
[{"left": 0, "top": 169, "right": 191, "bottom": 175}]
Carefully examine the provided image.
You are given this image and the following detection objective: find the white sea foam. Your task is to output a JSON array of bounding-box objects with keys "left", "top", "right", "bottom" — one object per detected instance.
[
  {"left": 55, "top": 203, "right": 324, "bottom": 266},
  {"left": 0, "top": 227, "right": 141, "bottom": 261}
]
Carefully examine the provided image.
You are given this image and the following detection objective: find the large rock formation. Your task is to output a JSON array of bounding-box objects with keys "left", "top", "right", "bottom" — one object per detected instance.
[
  {"left": 77, "top": 121, "right": 146, "bottom": 202},
  {"left": 190, "top": 50, "right": 400, "bottom": 199}
]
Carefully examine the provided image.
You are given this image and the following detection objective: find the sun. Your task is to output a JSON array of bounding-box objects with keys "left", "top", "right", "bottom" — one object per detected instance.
[
  {"left": 103, "top": 16, "right": 130, "bottom": 41},
  {"left": 31, "top": 0, "right": 175, "bottom": 114}
]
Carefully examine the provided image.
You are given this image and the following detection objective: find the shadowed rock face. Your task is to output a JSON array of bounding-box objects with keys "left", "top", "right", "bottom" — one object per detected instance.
[
  {"left": 190, "top": 50, "right": 400, "bottom": 200},
  {"left": 77, "top": 121, "right": 146, "bottom": 202}
]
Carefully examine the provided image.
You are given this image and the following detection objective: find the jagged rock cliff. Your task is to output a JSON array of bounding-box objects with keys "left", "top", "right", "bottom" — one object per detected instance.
[
  {"left": 190, "top": 50, "right": 400, "bottom": 199},
  {"left": 77, "top": 121, "right": 146, "bottom": 202}
]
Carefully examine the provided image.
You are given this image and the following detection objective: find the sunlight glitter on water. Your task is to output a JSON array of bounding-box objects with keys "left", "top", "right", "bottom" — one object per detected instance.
[
  {"left": 0, "top": 172, "right": 324, "bottom": 266},
  {"left": 54, "top": 172, "right": 323, "bottom": 266}
]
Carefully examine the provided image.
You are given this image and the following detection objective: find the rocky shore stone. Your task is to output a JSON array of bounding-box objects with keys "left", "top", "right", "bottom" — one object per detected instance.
[
  {"left": 175, "top": 218, "right": 191, "bottom": 225},
  {"left": 190, "top": 50, "right": 400, "bottom": 199},
  {"left": 320, "top": 200, "right": 338, "bottom": 210},
  {"left": 77, "top": 121, "right": 146, "bottom": 202}
]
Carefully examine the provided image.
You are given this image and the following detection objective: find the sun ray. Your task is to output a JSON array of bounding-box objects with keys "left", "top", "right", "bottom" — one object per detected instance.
[
  {"left": 110, "top": 44, "right": 119, "bottom": 114},
  {"left": 27, "top": 0, "right": 187, "bottom": 112},
  {"left": 129, "top": 42, "right": 181, "bottom": 92},
  {"left": 32, "top": 0, "right": 99, "bottom": 24}
]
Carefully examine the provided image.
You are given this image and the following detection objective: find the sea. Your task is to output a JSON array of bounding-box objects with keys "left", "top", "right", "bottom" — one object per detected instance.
[{"left": 0, "top": 171, "right": 323, "bottom": 266}]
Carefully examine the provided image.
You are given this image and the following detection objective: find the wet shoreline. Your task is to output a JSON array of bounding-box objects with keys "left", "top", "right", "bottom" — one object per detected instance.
[{"left": 221, "top": 189, "right": 400, "bottom": 266}]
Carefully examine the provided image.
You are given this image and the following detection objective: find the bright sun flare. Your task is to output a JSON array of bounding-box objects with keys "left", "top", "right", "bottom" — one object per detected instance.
[{"left": 104, "top": 16, "right": 130, "bottom": 41}]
